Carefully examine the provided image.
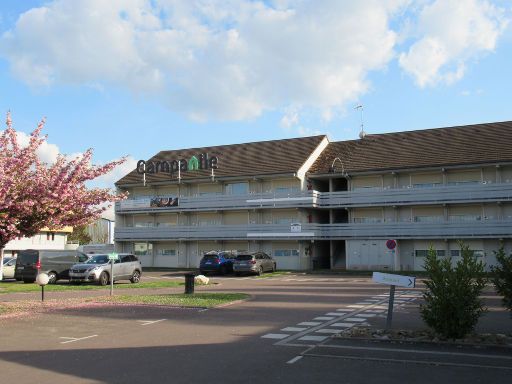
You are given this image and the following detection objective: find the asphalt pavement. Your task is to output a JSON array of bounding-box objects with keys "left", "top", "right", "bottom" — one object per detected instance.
[{"left": 0, "top": 272, "right": 510, "bottom": 384}]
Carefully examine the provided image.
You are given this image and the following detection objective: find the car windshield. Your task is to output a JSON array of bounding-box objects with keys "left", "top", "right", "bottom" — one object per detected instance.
[
  {"left": 85, "top": 255, "right": 109, "bottom": 264},
  {"left": 236, "top": 255, "right": 253, "bottom": 261},
  {"left": 2, "top": 258, "right": 12, "bottom": 265},
  {"left": 203, "top": 255, "right": 219, "bottom": 261}
]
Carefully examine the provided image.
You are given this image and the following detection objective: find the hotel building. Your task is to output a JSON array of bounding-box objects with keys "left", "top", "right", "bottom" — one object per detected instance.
[{"left": 114, "top": 121, "right": 512, "bottom": 271}]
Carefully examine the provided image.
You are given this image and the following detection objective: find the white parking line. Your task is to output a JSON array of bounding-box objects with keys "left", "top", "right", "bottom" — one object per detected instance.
[
  {"left": 286, "top": 356, "right": 303, "bottom": 365},
  {"left": 262, "top": 333, "right": 290, "bottom": 339},
  {"left": 298, "top": 322, "right": 322, "bottom": 326},
  {"left": 344, "top": 317, "right": 367, "bottom": 322},
  {"left": 59, "top": 335, "right": 98, "bottom": 344},
  {"left": 137, "top": 319, "right": 167, "bottom": 326},
  {"left": 355, "top": 313, "right": 376, "bottom": 318},
  {"left": 314, "top": 316, "right": 335, "bottom": 321},
  {"left": 299, "top": 335, "right": 329, "bottom": 342},
  {"left": 315, "top": 329, "right": 342, "bottom": 334},
  {"left": 282, "top": 327, "right": 309, "bottom": 332},
  {"left": 331, "top": 322, "right": 355, "bottom": 328}
]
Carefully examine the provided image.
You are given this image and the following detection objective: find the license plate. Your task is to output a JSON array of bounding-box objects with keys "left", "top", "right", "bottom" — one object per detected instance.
[
  {"left": 17, "top": 266, "right": 24, "bottom": 270},
  {"left": 205, "top": 262, "right": 212, "bottom": 265}
]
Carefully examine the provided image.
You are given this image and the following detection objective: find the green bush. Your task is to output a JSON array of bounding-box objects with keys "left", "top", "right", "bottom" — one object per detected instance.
[
  {"left": 420, "top": 242, "right": 487, "bottom": 339},
  {"left": 491, "top": 246, "right": 512, "bottom": 314}
]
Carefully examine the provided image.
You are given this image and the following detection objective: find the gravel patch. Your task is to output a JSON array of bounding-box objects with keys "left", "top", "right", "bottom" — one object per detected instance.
[{"left": 334, "top": 326, "right": 512, "bottom": 347}]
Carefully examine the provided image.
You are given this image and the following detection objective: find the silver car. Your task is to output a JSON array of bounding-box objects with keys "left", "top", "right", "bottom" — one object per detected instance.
[
  {"left": 1, "top": 257, "right": 16, "bottom": 280},
  {"left": 233, "top": 252, "right": 276, "bottom": 276},
  {"left": 69, "top": 254, "right": 142, "bottom": 285}
]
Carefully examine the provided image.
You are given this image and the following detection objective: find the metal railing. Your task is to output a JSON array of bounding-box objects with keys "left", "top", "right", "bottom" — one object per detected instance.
[
  {"left": 115, "top": 182, "right": 512, "bottom": 214},
  {"left": 115, "top": 219, "right": 512, "bottom": 241}
]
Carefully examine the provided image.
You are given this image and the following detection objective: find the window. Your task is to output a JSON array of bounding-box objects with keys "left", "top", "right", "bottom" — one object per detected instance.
[
  {"left": 353, "top": 217, "right": 382, "bottom": 223},
  {"left": 274, "top": 217, "right": 295, "bottom": 224},
  {"left": 226, "top": 182, "right": 249, "bottom": 195},
  {"left": 448, "top": 215, "right": 481, "bottom": 222},
  {"left": 414, "top": 216, "right": 443, "bottom": 223},
  {"left": 121, "top": 255, "right": 132, "bottom": 263},
  {"left": 412, "top": 183, "right": 442, "bottom": 189},
  {"left": 135, "top": 222, "right": 154, "bottom": 228},
  {"left": 159, "top": 249, "right": 176, "bottom": 256},
  {"left": 415, "top": 250, "right": 445, "bottom": 257},
  {"left": 134, "top": 242, "right": 152, "bottom": 256},
  {"left": 46, "top": 232, "right": 55, "bottom": 241},
  {"left": 274, "top": 249, "right": 299, "bottom": 257},
  {"left": 450, "top": 249, "right": 484, "bottom": 257},
  {"left": 274, "top": 186, "right": 299, "bottom": 195}
]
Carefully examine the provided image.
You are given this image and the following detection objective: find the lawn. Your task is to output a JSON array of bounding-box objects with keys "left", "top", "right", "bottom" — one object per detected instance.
[
  {"left": 0, "top": 280, "right": 183, "bottom": 294},
  {"left": 101, "top": 292, "right": 250, "bottom": 308}
]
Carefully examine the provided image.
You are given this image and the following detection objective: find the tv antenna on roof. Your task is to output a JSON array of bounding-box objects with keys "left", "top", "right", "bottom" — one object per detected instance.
[{"left": 355, "top": 104, "right": 366, "bottom": 139}]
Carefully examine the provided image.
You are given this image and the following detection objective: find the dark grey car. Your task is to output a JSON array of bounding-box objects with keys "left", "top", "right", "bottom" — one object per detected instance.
[
  {"left": 233, "top": 252, "right": 276, "bottom": 276},
  {"left": 69, "top": 253, "right": 142, "bottom": 285}
]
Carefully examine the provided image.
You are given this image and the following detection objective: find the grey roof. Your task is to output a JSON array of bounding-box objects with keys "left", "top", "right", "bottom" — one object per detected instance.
[{"left": 309, "top": 121, "right": 512, "bottom": 175}]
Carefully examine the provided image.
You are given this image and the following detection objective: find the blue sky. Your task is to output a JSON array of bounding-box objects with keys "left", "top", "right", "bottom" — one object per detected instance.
[{"left": 0, "top": 0, "right": 511, "bottom": 188}]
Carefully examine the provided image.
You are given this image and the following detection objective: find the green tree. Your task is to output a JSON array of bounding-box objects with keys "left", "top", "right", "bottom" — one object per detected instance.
[
  {"left": 68, "top": 225, "right": 92, "bottom": 245},
  {"left": 491, "top": 246, "right": 512, "bottom": 315},
  {"left": 420, "top": 242, "right": 487, "bottom": 339}
]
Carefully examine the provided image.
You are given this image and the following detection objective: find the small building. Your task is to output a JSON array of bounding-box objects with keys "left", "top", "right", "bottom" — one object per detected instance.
[{"left": 4, "top": 227, "right": 75, "bottom": 257}]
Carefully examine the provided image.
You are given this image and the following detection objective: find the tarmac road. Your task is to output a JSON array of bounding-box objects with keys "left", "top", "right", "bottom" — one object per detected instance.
[{"left": 0, "top": 272, "right": 510, "bottom": 384}]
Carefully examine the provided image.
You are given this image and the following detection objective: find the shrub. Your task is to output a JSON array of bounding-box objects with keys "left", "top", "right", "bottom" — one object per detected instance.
[
  {"left": 491, "top": 246, "right": 512, "bottom": 315},
  {"left": 420, "top": 242, "right": 487, "bottom": 339}
]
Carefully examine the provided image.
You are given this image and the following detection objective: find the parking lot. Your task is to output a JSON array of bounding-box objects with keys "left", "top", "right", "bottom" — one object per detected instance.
[{"left": 1, "top": 272, "right": 511, "bottom": 384}]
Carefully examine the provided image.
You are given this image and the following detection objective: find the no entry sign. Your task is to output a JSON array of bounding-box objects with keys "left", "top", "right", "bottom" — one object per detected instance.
[{"left": 386, "top": 239, "right": 397, "bottom": 250}]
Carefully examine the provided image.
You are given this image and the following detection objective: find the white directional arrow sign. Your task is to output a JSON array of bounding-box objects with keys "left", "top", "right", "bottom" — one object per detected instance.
[{"left": 372, "top": 272, "right": 415, "bottom": 288}]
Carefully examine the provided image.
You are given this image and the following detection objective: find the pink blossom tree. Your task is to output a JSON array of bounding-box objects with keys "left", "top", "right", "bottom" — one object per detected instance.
[{"left": 0, "top": 113, "right": 126, "bottom": 279}]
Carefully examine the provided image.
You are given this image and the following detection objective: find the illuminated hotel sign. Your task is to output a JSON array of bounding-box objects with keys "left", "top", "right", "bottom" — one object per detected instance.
[{"left": 136, "top": 153, "right": 219, "bottom": 176}]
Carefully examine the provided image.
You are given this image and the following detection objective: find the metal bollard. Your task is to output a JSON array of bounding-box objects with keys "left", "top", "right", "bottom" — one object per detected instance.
[{"left": 184, "top": 273, "right": 195, "bottom": 294}]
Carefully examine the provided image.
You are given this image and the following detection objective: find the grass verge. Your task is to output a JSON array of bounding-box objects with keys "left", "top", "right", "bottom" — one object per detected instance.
[
  {"left": 99, "top": 292, "right": 250, "bottom": 308},
  {"left": 0, "top": 280, "right": 183, "bottom": 294},
  {"left": 255, "top": 271, "right": 293, "bottom": 279}
]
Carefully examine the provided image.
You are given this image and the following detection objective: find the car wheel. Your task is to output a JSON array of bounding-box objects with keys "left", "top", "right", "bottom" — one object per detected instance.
[
  {"left": 130, "top": 270, "right": 141, "bottom": 284},
  {"left": 234, "top": 272, "right": 241, "bottom": 277},
  {"left": 99, "top": 272, "right": 109, "bottom": 286},
  {"left": 47, "top": 272, "right": 57, "bottom": 284},
  {"left": 257, "top": 266, "right": 263, "bottom": 276}
]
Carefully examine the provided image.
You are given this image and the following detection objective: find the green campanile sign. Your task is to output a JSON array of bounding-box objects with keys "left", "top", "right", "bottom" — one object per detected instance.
[
  {"left": 136, "top": 153, "right": 219, "bottom": 176},
  {"left": 188, "top": 155, "right": 199, "bottom": 171}
]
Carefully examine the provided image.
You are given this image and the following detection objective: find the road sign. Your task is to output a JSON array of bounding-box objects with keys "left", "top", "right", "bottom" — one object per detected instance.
[
  {"left": 372, "top": 272, "right": 415, "bottom": 288},
  {"left": 108, "top": 253, "right": 118, "bottom": 261},
  {"left": 386, "top": 239, "right": 397, "bottom": 250},
  {"left": 373, "top": 271, "right": 416, "bottom": 329}
]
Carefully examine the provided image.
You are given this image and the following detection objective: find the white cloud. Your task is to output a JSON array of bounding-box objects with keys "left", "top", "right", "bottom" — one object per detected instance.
[
  {"left": 2, "top": 127, "right": 133, "bottom": 190},
  {"left": 93, "top": 156, "right": 138, "bottom": 190},
  {"left": 0, "top": 0, "right": 405, "bottom": 126},
  {"left": 2, "top": 129, "right": 61, "bottom": 164},
  {"left": 399, "top": 0, "right": 509, "bottom": 87}
]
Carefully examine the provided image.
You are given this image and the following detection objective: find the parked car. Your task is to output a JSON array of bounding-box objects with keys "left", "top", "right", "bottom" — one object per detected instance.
[
  {"left": 14, "top": 249, "right": 89, "bottom": 284},
  {"left": 1, "top": 257, "right": 16, "bottom": 280},
  {"left": 69, "top": 253, "right": 142, "bottom": 285},
  {"left": 233, "top": 252, "right": 276, "bottom": 276},
  {"left": 199, "top": 251, "right": 237, "bottom": 275}
]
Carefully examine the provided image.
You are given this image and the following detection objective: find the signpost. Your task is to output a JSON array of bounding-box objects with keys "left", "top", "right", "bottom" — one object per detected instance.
[
  {"left": 108, "top": 253, "right": 118, "bottom": 296},
  {"left": 372, "top": 271, "right": 416, "bottom": 329}
]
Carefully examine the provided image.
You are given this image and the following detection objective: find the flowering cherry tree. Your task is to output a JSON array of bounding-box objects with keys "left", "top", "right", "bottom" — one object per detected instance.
[{"left": 0, "top": 113, "right": 126, "bottom": 279}]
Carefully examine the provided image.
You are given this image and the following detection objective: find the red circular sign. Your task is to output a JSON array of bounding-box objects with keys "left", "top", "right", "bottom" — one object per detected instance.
[{"left": 386, "top": 239, "right": 397, "bottom": 250}]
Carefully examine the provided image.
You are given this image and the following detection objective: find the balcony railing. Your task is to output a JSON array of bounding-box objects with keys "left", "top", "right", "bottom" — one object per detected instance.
[
  {"left": 115, "top": 182, "right": 512, "bottom": 214},
  {"left": 115, "top": 219, "right": 512, "bottom": 241}
]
